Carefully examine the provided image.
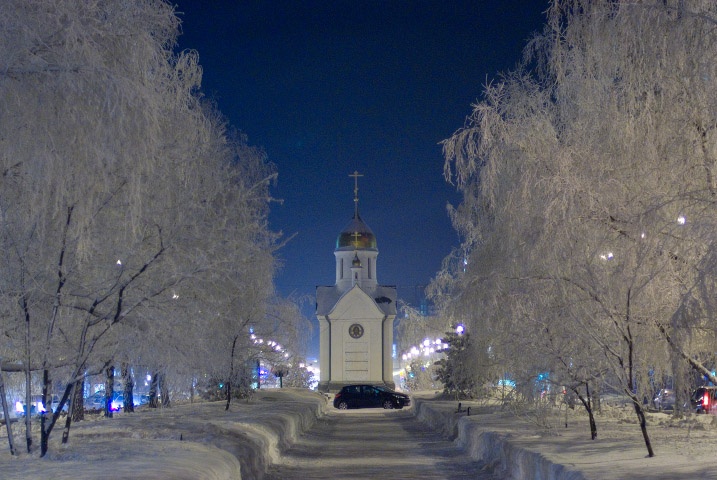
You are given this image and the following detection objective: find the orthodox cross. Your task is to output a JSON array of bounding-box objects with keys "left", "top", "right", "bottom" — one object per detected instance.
[
  {"left": 351, "top": 231, "right": 361, "bottom": 250},
  {"left": 349, "top": 170, "right": 363, "bottom": 216}
]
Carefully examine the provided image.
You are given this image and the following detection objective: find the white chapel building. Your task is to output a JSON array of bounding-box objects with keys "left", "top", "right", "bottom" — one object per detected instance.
[{"left": 316, "top": 172, "right": 397, "bottom": 393}]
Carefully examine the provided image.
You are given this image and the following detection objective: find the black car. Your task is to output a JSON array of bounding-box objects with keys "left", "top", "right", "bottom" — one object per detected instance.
[
  {"left": 690, "top": 386, "right": 717, "bottom": 414},
  {"left": 333, "top": 384, "right": 410, "bottom": 410}
]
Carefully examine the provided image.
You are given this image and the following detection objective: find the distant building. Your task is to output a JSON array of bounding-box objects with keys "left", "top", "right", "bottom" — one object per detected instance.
[{"left": 316, "top": 172, "right": 397, "bottom": 392}]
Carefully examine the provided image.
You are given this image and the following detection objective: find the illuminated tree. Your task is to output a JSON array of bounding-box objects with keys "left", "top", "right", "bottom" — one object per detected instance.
[
  {"left": 439, "top": 0, "right": 717, "bottom": 457},
  {"left": 0, "top": 0, "right": 281, "bottom": 456}
]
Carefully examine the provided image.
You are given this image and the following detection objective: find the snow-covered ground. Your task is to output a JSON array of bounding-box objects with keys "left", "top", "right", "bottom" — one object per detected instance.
[
  {"left": 0, "top": 389, "right": 716, "bottom": 479},
  {"left": 0, "top": 389, "right": 325, "bottom": 480},
  {"left": 411, "top": 394, "right": 717, "bottom": 479}
]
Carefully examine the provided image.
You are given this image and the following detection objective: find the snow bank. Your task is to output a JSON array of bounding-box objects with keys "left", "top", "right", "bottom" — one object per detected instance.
[
  {"left": 456, "top": 422, "right": 586, "bottom": 480},
  {"left": 412, "top": 397, "right": 587, "bottom": 480},
  {"left": 192, "top": 389, "right": 326, "bottom": 479},
  {"left": 0, "top": 388, "right": 327, "bottom": 480},
  {"left": 231, "top": 390, "right": 327, "bottom": 478}
]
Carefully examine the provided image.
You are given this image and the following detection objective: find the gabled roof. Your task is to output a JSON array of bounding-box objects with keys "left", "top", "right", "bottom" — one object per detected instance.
[{"left": 316, "top": 284, "right": 397, "bottom": 317}]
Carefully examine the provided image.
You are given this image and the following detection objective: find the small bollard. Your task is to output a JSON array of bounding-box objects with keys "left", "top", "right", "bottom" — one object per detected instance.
[
  {"left": 456, "top": 402, "right": 462, "bottom": 413},
  {"left": 467, "top": 407, "right": 471, "bottom": 416}
]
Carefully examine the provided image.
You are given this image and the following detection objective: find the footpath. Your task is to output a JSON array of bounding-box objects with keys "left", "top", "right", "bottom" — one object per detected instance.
[{"left": 1, "top": 389, "right": 715, "bottom": 479}]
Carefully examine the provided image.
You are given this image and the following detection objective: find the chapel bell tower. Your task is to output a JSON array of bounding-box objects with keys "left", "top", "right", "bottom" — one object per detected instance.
[{"left": 316, "top": 171, "right": 397, "bottom": 392}]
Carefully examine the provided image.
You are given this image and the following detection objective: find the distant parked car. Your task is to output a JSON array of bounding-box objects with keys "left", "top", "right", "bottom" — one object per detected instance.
[
  {"left": 85, "top": 391, "right": 124, "bottom": 412},
  {"left": 689, "top": 386, "right": 717, "bottom": 414},
  {"left": 333, "top": 384, "right": 410, "bottom": 410},
  {"left": 654, "top": 388, "right": 675, "bottom": 411},
  {"left": 15, "top": 394, "right": 67, "bottom": 417}
]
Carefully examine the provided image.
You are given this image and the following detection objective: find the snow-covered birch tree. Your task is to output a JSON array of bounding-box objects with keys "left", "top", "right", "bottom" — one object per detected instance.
[
  {"left": 437, "top": 0, "right": 717, "bottom": 457},
  {"left": 0, "top": 0, "right": 281, "bottom": 457}
]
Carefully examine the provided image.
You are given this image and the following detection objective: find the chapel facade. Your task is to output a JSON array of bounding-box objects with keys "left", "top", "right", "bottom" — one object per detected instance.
[{"left": 316, "top": 172, "right": 397, "bottom": 393}]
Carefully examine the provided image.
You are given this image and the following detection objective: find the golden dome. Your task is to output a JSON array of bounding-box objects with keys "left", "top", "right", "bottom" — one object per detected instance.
[{"left": 336, "top": 212, "right": 377, "bottom": 251}]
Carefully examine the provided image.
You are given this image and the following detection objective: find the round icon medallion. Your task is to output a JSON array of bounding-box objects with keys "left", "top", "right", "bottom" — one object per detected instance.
[{"left": 348, "top": 323, "right": 364, "bottom": 339}]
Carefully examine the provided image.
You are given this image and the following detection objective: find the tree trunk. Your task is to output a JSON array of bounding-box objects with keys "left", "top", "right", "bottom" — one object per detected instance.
[
  {"left": 631, "top": 395, "right": 655, "bottom": 457},
  {"left": 104, "top": 366, "right": 114, "bottom": 418},
  {"left": 226, "top": 335, "right": 239, "bottom": 411},
  {"left": 0, "top": 363, "right": 17, "bottom": 455},
  {"left": 23, "top": 299, "right": 32, "bottom": 454},
  {"left": 39, "top": 369, "right": 50, "bottom": 456},
  {"left": 574, "top": 384, "right": 598, "bottom": 440},
  {"left": 60, "top": 409, "right": 73, "bottom": 446},
  {"left": 161, "top": 374, "right": 170, "bottom": 408},
  {"left": 122, "top": 363, "right": 134, "bottom": 413},
  {"left": 61, "top": 381, "right": 77, "bottom": 445},
  {"left": 149, "top": 371, "right": 159, "bottom": 408},
  {"left": 587, "top": 406, "right": 597, "bottom": 440},
  {"left": 225, "top": 380, "right": 232, "bottom": 411},
  {"left": 71, "top": 378, "right": 84, "bottom": 422},
  {"left": 624, "top": 290, "right": 654, "bottom": 457},
  {"left": 41, "top": 378, "right": 73, "bottom": 453}
]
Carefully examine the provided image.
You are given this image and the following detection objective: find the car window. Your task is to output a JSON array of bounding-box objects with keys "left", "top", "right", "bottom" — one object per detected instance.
[
  {"left": 345, "top": 386, "right": 360, "bottom": 395},
  {"left": 362, "top": 386, "right": 377, "bottom": 396}
]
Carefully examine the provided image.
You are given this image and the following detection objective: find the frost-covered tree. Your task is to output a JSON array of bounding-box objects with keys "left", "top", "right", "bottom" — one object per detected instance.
[
  {"left": 394, "top": 301, "right": 447, "bottom": 356},
  {"left": 438, "top": 0, "right": 717, "bottom": 457},
  {"left": 0, "top": 0, "right": 281, "bottom": 457},
  {"left": 434, "top": 325, "right": 475, "bottom": 398}
]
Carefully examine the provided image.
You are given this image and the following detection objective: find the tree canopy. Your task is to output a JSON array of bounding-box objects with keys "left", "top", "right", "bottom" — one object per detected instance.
[
  {"left": 0, "top": 0, "right": 294, "bottom": 456},
  {"left": 434, "top": 0, "right": 717, "bottom": 457}
]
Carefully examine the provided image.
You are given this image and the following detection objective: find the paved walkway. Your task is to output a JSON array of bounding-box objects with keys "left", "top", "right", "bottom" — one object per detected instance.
[{"left": 264, "top": 407, "right": 500, "bottom": 479}]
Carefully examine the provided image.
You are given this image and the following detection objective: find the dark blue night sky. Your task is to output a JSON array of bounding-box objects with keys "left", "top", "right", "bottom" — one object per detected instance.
[{"left": 173, "top": 1, "right": 549, "bottom": 356}]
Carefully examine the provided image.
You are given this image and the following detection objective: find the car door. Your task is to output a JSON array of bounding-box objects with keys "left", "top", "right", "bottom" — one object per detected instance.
[
  {"left": 362, "top": 386, "right": 381, "bottom": 408},
  {"left": 344, "top": 385, "right": 361, "bottom": 408}
]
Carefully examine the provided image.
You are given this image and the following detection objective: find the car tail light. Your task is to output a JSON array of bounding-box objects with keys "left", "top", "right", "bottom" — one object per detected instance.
[{"left": 703, "top": 393, "right": 710, "bottom": 410}]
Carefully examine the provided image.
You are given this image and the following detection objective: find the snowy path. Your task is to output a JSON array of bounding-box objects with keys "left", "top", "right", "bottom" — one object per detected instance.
[{"left": 264, "top": 407, "right": 500, "bottom": 479}]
